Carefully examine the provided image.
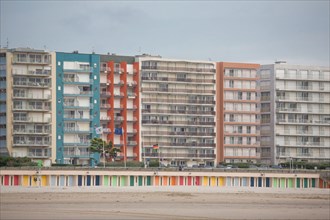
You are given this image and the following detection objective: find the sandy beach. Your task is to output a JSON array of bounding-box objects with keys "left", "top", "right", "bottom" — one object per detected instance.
[{"left": 1, "top": 186, "right": 329, "bottom": 220}]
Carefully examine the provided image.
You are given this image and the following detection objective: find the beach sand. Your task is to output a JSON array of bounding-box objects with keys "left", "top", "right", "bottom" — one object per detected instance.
[{"left": 1, "top": 186, "right": 329, "bottom": 220}]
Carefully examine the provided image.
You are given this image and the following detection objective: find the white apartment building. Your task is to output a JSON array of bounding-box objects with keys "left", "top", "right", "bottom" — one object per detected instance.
[
  {"left": 0, "top": 48, "right": 55, "bottom": 166},
  {"left": 136, "top": 55, "right": 217, "bottom": 167},
  {"left": 259, "top": 62, "right": 330, "bottom": 165}
]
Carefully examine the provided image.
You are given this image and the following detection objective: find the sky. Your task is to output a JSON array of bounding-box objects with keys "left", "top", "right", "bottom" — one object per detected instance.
[{"left": 0, "top": 0, "right": 329, "bottom": 66}]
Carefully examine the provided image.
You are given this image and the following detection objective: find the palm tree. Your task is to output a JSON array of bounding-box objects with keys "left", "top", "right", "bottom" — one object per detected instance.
[{"left": 89, "top": 138, "right": 121, "bottom": 162}]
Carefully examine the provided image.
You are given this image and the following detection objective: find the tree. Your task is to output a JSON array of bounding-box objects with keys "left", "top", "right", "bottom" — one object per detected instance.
[{"left": 89, "top": 138, "right": 121, "bottom": 162}]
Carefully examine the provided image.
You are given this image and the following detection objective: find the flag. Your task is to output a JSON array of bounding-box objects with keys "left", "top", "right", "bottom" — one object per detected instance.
[
  {"left": 95, "top": 126, "right": 103, "bottom": 134},
  {"left": 153, "top": 144, "right": 159, "bottom": 150},
  {"left": 114, "top": 127, "right": 123, "bottom": 135}
]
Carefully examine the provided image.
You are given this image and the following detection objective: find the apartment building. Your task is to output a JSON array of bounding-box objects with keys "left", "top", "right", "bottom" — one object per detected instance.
[
  {"left": 217, "top": 62, "right": 260, "bottom": 164},
  {"left": 136, "top": 55, "right": 217, "bottom": 167},
  {"left": 56, "top": 52, "right": 100, "bottom": 165},
  {"left": 0, "top": 48, "right": 55, "bottom": 166},
  {"left": 259, "top": 62, "right": 330, "bottom": 165},
  {"left": 99, "top": 54, "right": 140, "bottom": 162},
  {"left": 0, "top": 51, "right": 8, "bottom": 156}
]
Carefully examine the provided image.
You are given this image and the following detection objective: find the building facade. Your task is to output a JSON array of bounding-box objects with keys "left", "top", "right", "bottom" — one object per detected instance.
[
  {"left": 137, "top": 55, "right": 217, "bottom": 167},
  {"left": 99, "top": 54, "right": 140, "bottom": 162},
  {"left": 0, "top": 48, "right": 55, "bottom": 166},
  {"left": 55, "top": 52, "right": 100, "bottom": 165},
  {"left": 217, "top": 62, "right": 260, "bottom": 164},
  {"left": 259, "top": 63, "right": 330, "bottom": 165}
]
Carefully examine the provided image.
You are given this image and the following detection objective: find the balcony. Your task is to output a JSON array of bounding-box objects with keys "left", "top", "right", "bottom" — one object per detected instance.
[
  {"left": 127, "top": 93, "right": 136, "bottom": 99},
  {"left": 144, "top": 152, "right": 216, "bottom": 159},
  {"left": 28, "top": 149, "right": 51, "bottom": 158},
  {"left": 142, "top": 109, "right": 215, "bottom": 116},
  {"left": 13, "top": 56, "right": 51, "bottom": 65},
  {"left": 64, "top": 127, "right": 92, "bottom": 133},
  {"left": 141, "top": 87, "right": 215, "bottom": 94},
  {"left": 114, "top": 104, "right": 124, "bottom": 110},
  {"left": 63, "top": 101, "right": 91, "bottom": 109},
  {"left": 141, "top": 65, "right": 216, "bottom": 74},
  {"left": 276, "top": 86, "right": 329, "bottom": 92},
  {"left": 13, "top": 81, "right": 51, "bottom": 88},
  {"left": 114, "top": 141, "right": 124, "bottom": 147},
  {"left": 114, "top": 68, "right": 123, "bottom": 74},
  {"left": 113, "top": 80, "right": 124, "bottom": 86},
  {"left": 63, "top": 151, "right": 90, "bottom": 158},
  {"left": 100, "top": 104, "right": 111, "bottom": 109},
  {"left": 63, "top": 114, "right": 91, "bottom": 121},
  {"left": 142, "top": 119, "right": 215, "bottom": 126},
  {"left": 13, "top": 117, "right": 51, "bottom": 124},
  {"left": 100, "top": 79, "right": 111, "bottom": 85},
  {"left": 127, "top": 141, "right": 137, "bottom": 146},
  {"left": 64, "top": 90, "right": 92, "bottom": 97},
  {"left": 127, "top": 129, "right": 137, "bottom": 135},
  {"left": 114, "top": 116, "right": 124, "bottom": 121},
  {"left": 103, "top": 128, "right": 111, "bottom": 133},
  {"left": 127, "top": 105, "right": 138, "bottom": 110},
  {"left": 64, "top": 140, "right": 91, "bottom": 146},
  {"left": 63, "top": 77, "right": 93, "bottom": 85},
  {"left": 100, "top": 91, "right": 111, "bottom": 97},
  {"left": 127, "top": 117, "right": 138, "bottom": 122},
  {"left": 63, "top": 67, "right": 93, "bottom": 73},
  {"left": 13, "top": 93, "right": 51, "bottom": 100},
  {"left": 13, "top": 105, "right": 51, "bottom": 112},
  {"left": 127, "top": 81, "right": 137, "bottom": 87},
  {"left": 100, "top": 116, "right": 111, "bottom": 121},
  {"left": 100, "top": 67, "right": 111, "bottom": 72},
  {"left": 13, "top": 128, "right": 51, "bottom": 135},
  {"left": 142, "top": 98, "right": 215, "bottom": 105},
  {"left": 143, "top": 141, "right": 215, "bottom": 148},
  {"left": 114, "top": 92, "right": 124, "bottom": 97},
  {"left": 141, "top": 76, "right": 215, "bottom": 84},
  {"left": 12, "top": 69, "right": 51, "bottom": 77},
  {"left": 13, "top": 140, "right": 51, "bottom": 147},
  {"left": 142, "top": 131, "right": 215, "bottom": 137}
]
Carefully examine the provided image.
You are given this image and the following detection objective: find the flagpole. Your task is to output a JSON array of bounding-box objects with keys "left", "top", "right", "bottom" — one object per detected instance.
[
  {"left": 159, "top": 145, "right": 160, "bottom": 168},
  {"left": 103, "top": 138, "right": 105, "bottom": 168},
  {"left": 124, "top": 129, "right": 127, "bottom": 168}
]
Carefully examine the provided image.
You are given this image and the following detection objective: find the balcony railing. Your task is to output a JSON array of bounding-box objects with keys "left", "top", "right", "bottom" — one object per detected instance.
[
  {"left": 100, "top": 92, "right": 111, "bottom": 96},
  {"left": 13, "top": 117, "right": 51, "bottom": 123},
  {"left": 142, "top": 98, "right": 215, "bottom": 105},
  {"left": 28, "top": 151, "right": 51, "bottom": 158},
  {"left": 13, "top": 140, "right": 51, "bottom": 146},
  {"left": 64, "top": 127, "right": 92, "bottom": 133},
  {"left": 143, "top": 142, "right": 215, "bottom": 147},
  {"left": 141, "top": 87, "right": 215, "bottom": 94},
  {"left": 127, "top": 141, "right": 137, "bottom": 146},
  {"left": 12, "top": 69, "right": 51, "bottom": 76},
  {"left": 144, "top": 152, "right": 216, "bottom": 159},
  {"left": 63, "top": 67, "right": 93, "bottom": 72},
  {"left": 13, "top": 105, "right": 51, "bottom": 111},
  {"left": 142, "top": 109, "right": 215, "bottom": 115},
  {"left": 100, "top": 116, "right": 111, "bottom": 121},
  {"left": 100, "top": 67, "right": 111, "bottom": 72},
  {"left": 13, "top": 129, "right": 51, "bottom": 134},
  {"left": 100, "top": 104, "right": 111, "bottom": 108},
  {"left": 141, "top": 76, "right": 215, "bottom": 84},
  {"left": 13, "top": 81, "right": 51, "bottom": 88},
  {"left": 142, "top": 131, "right": 215, "bottom": 136},
  {"left": 13, "top": 57, "right": 51, "bottom": 65},
  {"left": 141, "top": 66, "right": 216, "bottom": 73},
  {"left": 13, "top": 93, "right": 51, "bottom": 100},
  {"left": 63, "top": 78, "right": 93, "bottom": 84},
  {"left": 142, "top": 119, "right": 215, "bottom": 126}
]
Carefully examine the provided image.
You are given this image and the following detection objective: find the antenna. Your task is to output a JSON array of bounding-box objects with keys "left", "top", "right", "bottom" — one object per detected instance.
[{"left": 6, "top": 38, "right": 9, "bottom": 48}]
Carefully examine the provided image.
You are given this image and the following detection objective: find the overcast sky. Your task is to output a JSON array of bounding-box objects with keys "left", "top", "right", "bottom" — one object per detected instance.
[{"left": 1, "top": 1, "right": 329, "bottom": 66}]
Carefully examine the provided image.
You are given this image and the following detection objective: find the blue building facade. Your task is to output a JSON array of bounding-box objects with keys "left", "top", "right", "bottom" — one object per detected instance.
[{"left": 56, "top": 52, "right": 100, "bottom": 165}]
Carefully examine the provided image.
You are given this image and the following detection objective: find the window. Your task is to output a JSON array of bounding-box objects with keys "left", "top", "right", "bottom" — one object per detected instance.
[
  {"left": 247, "top": 137, "right": 251, "bottom": 145},
  {"left": 245, "top": 92, "right": 251, "bottom": 100},
  {"left": 229, "top": 80, "right": 234, "bottom": 88},
  {"left": 238, "top": 126, "right": 242, "bottom": 133},
  {"left": 237, "top": 91, "right": 242, "bottom": 100},
  {"left": 229, "top": 114, "right": 235, "bottom": 122},
  {"left": 247, "top": 126, "right": 251, "bottom": 134}
]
